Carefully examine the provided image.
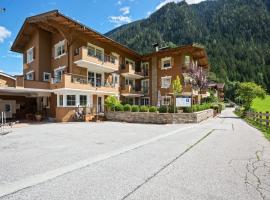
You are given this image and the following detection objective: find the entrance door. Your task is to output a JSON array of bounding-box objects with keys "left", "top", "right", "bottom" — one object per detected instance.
[{"left": 97, "top": 96, "right": 103, "bottom": 113}]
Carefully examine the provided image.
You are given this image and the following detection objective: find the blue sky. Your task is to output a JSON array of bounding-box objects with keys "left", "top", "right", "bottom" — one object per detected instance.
[{"left": 0, "top": 0, "right": 204, "bottom": 75}]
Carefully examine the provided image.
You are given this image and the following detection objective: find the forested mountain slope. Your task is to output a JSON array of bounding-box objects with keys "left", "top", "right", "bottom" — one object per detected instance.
[{"left": 106, "top": 0, "right": 270, "bottom": 92}]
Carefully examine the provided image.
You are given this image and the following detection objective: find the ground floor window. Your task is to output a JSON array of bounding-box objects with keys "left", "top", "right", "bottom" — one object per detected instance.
[
  {"left": 67, "top": 95, "right": 76, "bottom": 106},
  {"left": 161, "top": 96, "right": 171, "bottom": 106},
  {"left": 80, "top": 95, "right": 87, "bottom": 106},
  {"left": 141, "top": 97, "right": 150, "bottom": 106},
  {"left": 59, "top": 95, "right": 63, "bottom": 106}
]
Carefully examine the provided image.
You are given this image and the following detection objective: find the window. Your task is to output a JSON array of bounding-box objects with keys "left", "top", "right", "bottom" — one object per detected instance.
[
  {"left": 59, "top": 95, "right": 63, "bottom": 106},
  {"left": 161, "top": 57, "right": 172, "bottom": 69},
  {"left": 141, "top": 97, "right": 150, "bottom": 106},
  {"left": 142, "top": 62, "right": 149, "bottom": 76},
  {"left": 88, "top": 72, "right": 95, "bottom": 86},
  {"left": 54, "top": 67, "right": 65, "bottom": 83},
  {"left": 54, "top": 40, "right": 65, "bottom": 58},
  {"left": 125, "top": 78, "right": 134, "bottom": 87},
  {"left": 43, "top": 72, "right": 51, "bottom": 82},
  {"left": 125, "top": 58, "right": 135, "bottom": 70},
  {"left": 25, "top": 71, "right": 34, "bottom": 80},
  {"left": 96, "top": 49, "right": 103, "bottom": 61},
  {"left": 87, "top": 46, "right": 95, "bottom": 57},
  {"left": 88, "top": 72, "right": 103, "bottom": 87},
  {"left": 161, "top": 76, "right": 171, "bottom": 89},
  {"left": 112, "top": 73, "right": 119, "bottom": 86},
  {"left": 162, "top": 96, "right": 171, "bottom": 106},
  {"left": 141, "top": 79, "right": 149, "bottom": 94},
  {"left": 5, "top": 104, "right": 11, "bottom": 112},
  {"left": 87, "top": 43, "right": 104, "bottom": 61},
  {"left": 80, "top": 95, "right": 87, "bottom": 106},
  {"left": 66, "top": 95, "right": 76, "bottom": 106},
  {"left": 27, "top": 47, "right": 34, "bottom": 64},
  {"left": 184, "top": 55, "right": 191, "bottom": 66},
  {"left": 96, "top": 73, "right": 102, "bottom": 87}
]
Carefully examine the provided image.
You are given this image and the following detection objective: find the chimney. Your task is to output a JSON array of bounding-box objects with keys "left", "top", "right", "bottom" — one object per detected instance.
[{"left": 152, "top": 43, "right": 159, "bottom": 52}]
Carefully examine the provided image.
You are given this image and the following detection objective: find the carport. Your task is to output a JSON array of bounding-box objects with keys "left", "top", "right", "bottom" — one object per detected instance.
[{"left": 0, "top": 87, "right": 52, "bottom": 120}]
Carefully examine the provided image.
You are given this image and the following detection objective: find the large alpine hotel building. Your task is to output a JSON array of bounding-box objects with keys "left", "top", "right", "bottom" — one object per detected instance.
[{"left": 0, "top": 10, "right": 212, "bottom": 122}]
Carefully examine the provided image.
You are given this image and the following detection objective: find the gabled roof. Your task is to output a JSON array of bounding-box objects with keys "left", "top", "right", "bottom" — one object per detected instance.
[
  {"left": 11, "top": 10, "right": 140, "bottom": 57},
  {"left": 11, "top": 10, "right": 209, "bottom": 68},
  {"left": 0, "top": 72, "right": 16, "bottom": 80}
]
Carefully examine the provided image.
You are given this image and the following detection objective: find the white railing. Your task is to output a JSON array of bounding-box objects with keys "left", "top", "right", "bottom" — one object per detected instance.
[{"left": 0, "top": 112, "right": 12, "bottom": 135}]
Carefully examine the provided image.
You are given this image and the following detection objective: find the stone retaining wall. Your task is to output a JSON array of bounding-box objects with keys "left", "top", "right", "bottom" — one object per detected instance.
[{"left": 105, "top": 109, "right": 213, "bottom": 124}]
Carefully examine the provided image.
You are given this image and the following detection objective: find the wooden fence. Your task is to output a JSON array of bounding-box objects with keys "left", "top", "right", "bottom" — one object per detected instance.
[{"left": 246, "top": 111, "right": 270, "bottom": 128}]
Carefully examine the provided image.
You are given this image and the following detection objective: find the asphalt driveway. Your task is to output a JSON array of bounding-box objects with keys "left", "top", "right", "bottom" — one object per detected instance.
[{"left": 0, "top": 108, "right": 269, "bottom": 200}]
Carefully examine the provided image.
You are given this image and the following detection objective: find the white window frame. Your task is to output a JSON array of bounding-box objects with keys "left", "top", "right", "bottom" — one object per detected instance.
[
  {"left": 87, "top": 71, "right": 104, "bottom": 87},
  {"left": 161, "top": 76, "right": 171, "bottom": 89},
  {"left": 43, "top": 72, "right": 51, "bottom": 82},
  {"left": 54, "top": 40, "right": 66, "bottom": 59},
  {"left": 112, "top": 73, "right": 120, "bottom": 87},
  {"left": 184, "top": 55, "right": 191, "bottom": 66},
  {"left": 125, "top": 58, "right": 135, "bottom": 69},
  {"left": 25, "top": 70, "right": 34, "bottom": 80},
  {"left": 66, "top": 95, "right": 76, "bottom": 106},
  {"left": 26, "top": 47, "right": 34, "bottom": 64},
  {"left": 161, "top": 57, "right": 172, "bottom": 70},
  {"left": 141, "top": 97, "right": 150, "bottom": 106},
  {"left": 141, "top": 79, "right": 149, "bottom": 94},
  {"left": 161, "top": 96, "right": 171, "bottom": 106},
  {"left": 141, "top": 62, "right": 149, "bottom": 76},
  {"left": 87, "top": 43, "right": 104, "bottom": 61}
]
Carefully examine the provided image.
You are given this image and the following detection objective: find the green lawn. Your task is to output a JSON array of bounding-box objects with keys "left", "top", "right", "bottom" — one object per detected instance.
[{"left": 251, "top": 95, "right": 270, "bottom": 112}]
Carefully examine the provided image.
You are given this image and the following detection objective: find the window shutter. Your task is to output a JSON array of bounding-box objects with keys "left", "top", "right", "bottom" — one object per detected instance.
[{"left": 171, "top": 57, "right": 174, "bottom": 67}]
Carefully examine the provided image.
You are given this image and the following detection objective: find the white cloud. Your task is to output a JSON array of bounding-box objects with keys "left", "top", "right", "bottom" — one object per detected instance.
[
  {"left": 156, "top": 0, "right": 205, "bottom": 10},
  {"left": 109, "top": 16, "right": 132, "bottom": 27},
  {"left": 0, "top": 26, "right": 11, "bottom": 43},
  {"left": 120, "top": 7, "right": 130, "bottom": 15}
]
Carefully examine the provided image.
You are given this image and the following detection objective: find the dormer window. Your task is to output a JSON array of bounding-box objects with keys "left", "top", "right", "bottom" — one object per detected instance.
[
  {"left": 54, "top": 40, "right": 65, "bottom": 59},
  {"left": 161, "top": 57, "right": 172, "bottom": 69},
  {"left": 26, "top": 47, "right": 34, "bottom": 64}
]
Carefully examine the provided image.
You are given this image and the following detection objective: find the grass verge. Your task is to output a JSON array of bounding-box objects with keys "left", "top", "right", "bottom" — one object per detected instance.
[{"left": 235, "top": 110, "right": 270, "bottom": 141}]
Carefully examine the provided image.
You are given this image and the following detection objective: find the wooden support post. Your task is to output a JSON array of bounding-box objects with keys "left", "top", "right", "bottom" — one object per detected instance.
[
  {"left": 259, "top": 112, "right": 262, "bottom": 126},
  {"left": 266, "top": 111, "right": 269, "bottom": 127}
]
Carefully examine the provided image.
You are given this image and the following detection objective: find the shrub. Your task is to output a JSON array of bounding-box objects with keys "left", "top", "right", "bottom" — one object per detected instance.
[
  {"left": 158, "top": 105, "right": 168, "bottom": 113},
  {"left": 115, "top": 104, "right": 124, "bottom": 111},
  {"left": 168, "top": 105, "right": 178, "bottom": 113},
  {"left": 105, "top": 96, "right": 120, "bottom": 111},
  {"left": 149, "top": 106, "right": 157, "bottom": 112},
  {"left": 183, "top": 107, "right": 193, "bottom": 113},
  {"left": 123, "top": 104, "right": 131, "bottom": 112},
  {"left": 131, "top": 105, "right": 139, "bottom": 112},
  {"left": 140, "top": 106, "right": 149, "bottom": 112}
]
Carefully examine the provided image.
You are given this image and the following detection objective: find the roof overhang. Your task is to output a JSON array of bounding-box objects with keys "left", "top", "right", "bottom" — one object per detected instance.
[
  {"left": 10, "top": 10, "right": 140, "bottom": 58},
  {"left": 0, "top": 87, "right": 51, "bottom": 97}
]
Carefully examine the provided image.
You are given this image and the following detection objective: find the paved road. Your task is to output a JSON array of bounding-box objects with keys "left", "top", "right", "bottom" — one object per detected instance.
[{"left": 0, "top": 108, "right": 269, "bottom": 200}]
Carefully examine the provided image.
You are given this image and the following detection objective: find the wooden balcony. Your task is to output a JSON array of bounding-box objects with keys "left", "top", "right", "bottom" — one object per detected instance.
[
  {"left": 120, "top": 85, "right": 143, "bottom": 97},
  {"left": 74, "top": 47, "right": 118, "bottom": 73},
  {"left": 51, "top": 74, "right": 119, "bottom": 94},
  {"left": 120, "top": 64, "right": 144, "bottom": 79}
]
